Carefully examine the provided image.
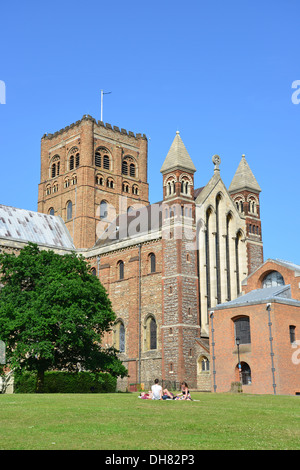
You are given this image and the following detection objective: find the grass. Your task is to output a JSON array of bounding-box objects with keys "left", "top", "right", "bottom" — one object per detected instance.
[{"left": 0, "top": 392, "right": 299, "bottom": 450}]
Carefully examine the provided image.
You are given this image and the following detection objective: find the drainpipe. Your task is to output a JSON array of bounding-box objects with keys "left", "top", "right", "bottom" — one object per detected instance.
[
  {"left": 209, "top": 311, "right": 217, "bottom": 392},
  {"left": 266, "top": 303, "right": 276, "bottom": 395},
  {"left": 73, "top": 187, "right": 77, "bottom": 242},
  {"left": 138, "top": 244, "right": 142, "bottom": 384}
]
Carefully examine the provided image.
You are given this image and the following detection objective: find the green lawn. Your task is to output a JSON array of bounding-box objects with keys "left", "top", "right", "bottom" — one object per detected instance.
[{"left": 0, "top": 392, "right": 299, "bottom": 450}]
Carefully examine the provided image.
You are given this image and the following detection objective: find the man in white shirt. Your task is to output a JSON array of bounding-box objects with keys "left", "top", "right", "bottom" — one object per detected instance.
[{"left": 151, "top": 379, "right": 162, "bottom": 400}]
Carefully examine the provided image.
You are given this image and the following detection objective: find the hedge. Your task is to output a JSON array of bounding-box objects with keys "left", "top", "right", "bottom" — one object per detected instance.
[{"left": 14, "top": 371, "right": 117, "bottom": 393}]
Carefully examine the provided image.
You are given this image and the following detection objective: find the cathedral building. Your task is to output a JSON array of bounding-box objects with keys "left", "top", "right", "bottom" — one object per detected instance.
[{"left": 1, "top": 114, "right": 265, "bottom": 391}]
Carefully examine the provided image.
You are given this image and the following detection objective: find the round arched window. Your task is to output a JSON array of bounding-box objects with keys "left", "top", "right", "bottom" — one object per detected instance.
[{"left": 262, "top": 271, "right": 284, "bottom": 289}]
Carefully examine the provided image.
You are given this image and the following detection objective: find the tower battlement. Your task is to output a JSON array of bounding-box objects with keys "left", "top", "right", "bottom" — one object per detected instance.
[{"left": 42, "top": 114, "right": 147, "bottom": 141}]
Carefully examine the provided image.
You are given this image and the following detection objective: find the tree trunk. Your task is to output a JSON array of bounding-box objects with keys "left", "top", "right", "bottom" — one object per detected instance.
[{"left": 36, "top": 369, "right": 45, "bottom": 393}]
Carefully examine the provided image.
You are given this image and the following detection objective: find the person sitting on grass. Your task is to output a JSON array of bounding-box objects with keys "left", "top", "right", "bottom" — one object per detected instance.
[
  {"left": 175, "top": 382, "right": 192, "bottom": 400},
  {"left": 151, "top": 378, "right": 163, "bottom": 400}
]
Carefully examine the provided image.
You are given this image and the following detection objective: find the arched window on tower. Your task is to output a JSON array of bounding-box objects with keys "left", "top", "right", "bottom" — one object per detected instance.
[
  {"left": 69, "top": 147, "right": 80, "bottom": 171},
  {"left": 100, "top": 200, "right": 108, "bottom": 220},
  {"left": 50, "top": 155, "right": 60, "bottom": 178},
  {"left": 103, "top": 154, "right": 110, "bottom": 170},
  {"left": 66, "top": 201, "right": 72, "bottom": 220},
  {"left": 69, "top": 155, "right": 74, "bottom": 171},
  {"left": 95, "top": 150, "right": 101, "bottom": 167},
  {"left": 122, "top": 160, "right": 128, "bottom": 175},
  {"left": 132, "top": 185, "right": 139, "bottom": 195},
  {"left": 130, "top": 163, "right": 136, "bottom": 177}
]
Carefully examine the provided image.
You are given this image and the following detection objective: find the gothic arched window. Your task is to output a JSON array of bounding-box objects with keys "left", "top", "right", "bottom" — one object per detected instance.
[{"left": 145, "top": 316, "right": 157, "bottom": 351}]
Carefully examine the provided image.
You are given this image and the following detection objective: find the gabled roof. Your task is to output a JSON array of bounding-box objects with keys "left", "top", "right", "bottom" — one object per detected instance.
[
  {"left": 160, "top": 131, "right": 196, "bottom": 174},
  {"left": 273, "top": 259, "right": 300, "bottom": 275},
  {"left": 241, "top": 258, "right": 300, "bottom": 286},
  {"left": 0, "top": 205, "right": 75, "bottom": 250},
  {"left": 228, "top": 154, "right": 261, "bottom": 194}
]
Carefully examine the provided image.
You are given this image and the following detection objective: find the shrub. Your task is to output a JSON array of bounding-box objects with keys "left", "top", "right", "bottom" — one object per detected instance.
[{"left": 14, "top": 371, "right": 117, "bottom": 393}]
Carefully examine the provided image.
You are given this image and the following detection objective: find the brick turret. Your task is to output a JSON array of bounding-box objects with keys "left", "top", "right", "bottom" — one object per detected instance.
[
  {"left": 229, "top": 154, "right": 263, "bottom": 274},
  {"left": 160, "top": 132, "right": 200, "bottom": 388}
]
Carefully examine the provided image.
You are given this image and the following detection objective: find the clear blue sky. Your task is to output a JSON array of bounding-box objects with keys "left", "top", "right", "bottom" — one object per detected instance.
[{"left": 0, "top": 1, "right": 299, "bottom": 264}]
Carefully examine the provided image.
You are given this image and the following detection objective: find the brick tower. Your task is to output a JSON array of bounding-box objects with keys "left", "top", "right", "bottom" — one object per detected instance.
[
  {"left": 160, "top": 131, "right": 200, "bottom": 388},
  {"left": 38, "top": 115, "right": 149, "bottom": 249},
  {"left": 228, "top": 154, "right": 263, "bottom": 274}
]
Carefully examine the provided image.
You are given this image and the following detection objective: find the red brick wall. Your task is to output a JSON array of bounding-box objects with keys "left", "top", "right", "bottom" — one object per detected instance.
[{"left": 209, "top": 301, "right": 300, "bottom": 395}]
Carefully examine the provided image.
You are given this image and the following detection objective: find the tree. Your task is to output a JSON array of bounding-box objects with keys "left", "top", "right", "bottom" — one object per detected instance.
[{"left": 0, "top": 243, "right": 127, "bottom": 392}]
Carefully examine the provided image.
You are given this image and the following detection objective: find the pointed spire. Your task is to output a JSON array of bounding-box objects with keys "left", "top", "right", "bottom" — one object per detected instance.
[
  {"left": 160, "top": 131, "right": 196, "bottom": 174},
  {"left": 229, "top": 154, "right": 261, "bottom": 194}
]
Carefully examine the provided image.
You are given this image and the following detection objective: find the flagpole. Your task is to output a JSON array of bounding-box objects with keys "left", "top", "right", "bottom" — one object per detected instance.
[{"left": 101, "top": 90, "right": 111, "bottom": 122}]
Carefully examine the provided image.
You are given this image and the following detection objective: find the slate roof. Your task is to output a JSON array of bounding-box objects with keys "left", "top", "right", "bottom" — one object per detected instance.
[
  {"left": 228, "top": 154, "right": 261, "bottom": 193},
  {"left": 160, "top": 131, "right": 196, "bottom": 174},
  {"left": 213, "top": 285, "right": 300, "bottom": 310},
  {"left": 0, "top": 205, "right": 75, "bottom": 250}
]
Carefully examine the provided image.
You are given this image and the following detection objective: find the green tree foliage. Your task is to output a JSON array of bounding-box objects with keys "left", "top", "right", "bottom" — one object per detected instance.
[{"left": 0, "top": 243, "right": 127, "bottom": 392}]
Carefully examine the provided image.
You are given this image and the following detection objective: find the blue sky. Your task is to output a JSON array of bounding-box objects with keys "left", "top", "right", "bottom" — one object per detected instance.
[{"left": 0, "top": 0, "right": 299, "bottom": 264}]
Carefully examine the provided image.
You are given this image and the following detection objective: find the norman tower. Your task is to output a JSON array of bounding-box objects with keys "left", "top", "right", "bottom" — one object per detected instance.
[
  {"left": 228, "top": 154, "right": 263, "bottom": 274},
  {"left": 160, "top": 132, "right": 200, "bottom": 388},
  {"left": 38, "top": 115, "right": 149, "bottom": 249}
]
